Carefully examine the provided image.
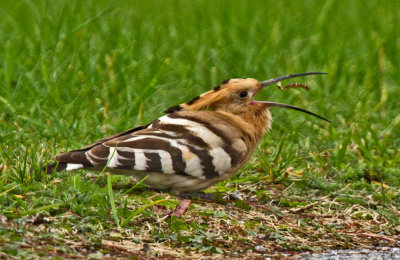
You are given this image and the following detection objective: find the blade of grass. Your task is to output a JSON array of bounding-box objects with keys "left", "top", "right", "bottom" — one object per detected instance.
[
  {"left": 20, "top": 148, "right": 29, "bottom": 184},
  {"left": 70, "top": 4, "right": 115, "bottom": 33},
  {"left": 6, "top": 203, "right": 61, "bottom": 218},
  {"left": 272, "top": 135, "right": 286, "bottom": 163},
  {"left": 335, "top": 127, "right": 352, "bottom": 167},
  {"left": 122, "top": 175, "right": 149, "bottom": 195},
  {"left": 12, "top": 194, "right": 28, "bottom": 210},
  {"left": 107, "top": 172, "right": 119, "bottom": 227},
  {"left": 93, "top": 146, "right": 117, "bottom": 184},
  {"left": 120, "top": 199, "right": 166, "bottom": 227},
  {"left": 0, "top": 184, "right": 19, "bottom": 197}
]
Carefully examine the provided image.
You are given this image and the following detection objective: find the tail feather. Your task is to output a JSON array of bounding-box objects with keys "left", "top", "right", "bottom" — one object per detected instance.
[
  {"left": 56, "top": 150, "right": 92, "bottom": 165},
  {"left": 43, "top": 162, "right": 68, "bottom": 173},
  {"left": 43, "top": 150, "right": 93, "bottom": 173},
  {"left": 43, "top": 161, "right": 91, "bottom": 173},
  {"left": 41, "top": 123, "right": 150, "bottom": 174}
]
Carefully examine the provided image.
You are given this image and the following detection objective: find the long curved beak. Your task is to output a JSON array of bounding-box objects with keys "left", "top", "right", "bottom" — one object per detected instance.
[
  {"left": 257, "top": 72, "right": 330, "bottom": 122},
  {"left": 256, "top": 101, "right": 330, "bottom": 123},
  {"left": 259, "top": 72, "right": 327, "bottom": 88}
]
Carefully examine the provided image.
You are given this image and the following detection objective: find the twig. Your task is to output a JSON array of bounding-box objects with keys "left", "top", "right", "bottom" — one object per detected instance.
[
  {"left": 339, "top": 230, "right": 397, "bottom": 242},
  {"left": 289, "top": 201, "right": 319, "bottom": 213}
]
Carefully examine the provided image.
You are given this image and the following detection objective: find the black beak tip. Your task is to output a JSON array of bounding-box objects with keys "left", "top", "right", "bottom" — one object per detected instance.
[{"left": 323, "top": 117, "right": 331, "bottom": 123}]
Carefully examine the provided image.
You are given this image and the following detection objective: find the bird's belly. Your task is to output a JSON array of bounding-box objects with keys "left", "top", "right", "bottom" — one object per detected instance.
[{"left": 108, "top": 169, "right": 226, "bottom": 193}]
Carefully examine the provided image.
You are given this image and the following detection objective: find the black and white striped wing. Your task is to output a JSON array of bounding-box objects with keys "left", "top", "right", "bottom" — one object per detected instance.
[{"left": 83, "top": 113, "right": 245, "bottom": 179}]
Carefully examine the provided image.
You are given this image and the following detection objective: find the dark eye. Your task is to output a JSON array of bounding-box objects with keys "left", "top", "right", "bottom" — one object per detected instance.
[{"left": 239, "top": 91, "right": 248, "bottom": 98}]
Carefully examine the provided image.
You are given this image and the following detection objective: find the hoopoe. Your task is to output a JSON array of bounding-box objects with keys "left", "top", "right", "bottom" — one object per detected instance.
[{"left": 48, "top": 72, "right": 329, "bottom": 194}]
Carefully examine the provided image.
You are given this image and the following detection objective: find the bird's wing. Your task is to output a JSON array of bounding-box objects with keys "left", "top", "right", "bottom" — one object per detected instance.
[
  {"left": 61, "top": 111, "right": 247, "bottom": 179},
  {"left": 54, "top": 123, "right": 150, "bottom": 170},
  {"left": 71, "top": 124, "right": 150, "bottom": 151}
]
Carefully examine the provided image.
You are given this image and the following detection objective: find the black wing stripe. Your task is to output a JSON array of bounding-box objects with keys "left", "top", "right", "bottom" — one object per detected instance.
[
  {"left": 156, "top": 124, "right": 210, "bottom": 148},
  {"left": 117, "top": 150, "right": 135, "bottom": 159},
  {"left": 118, "top": 138, "right": 187, "bottom": 175},
  {"left": 86, "top": 152, "right": 108, "bottom": 165},
  {"left": 136, "top": 129, "right": 231, "bottom": 172},
  {"left": 115, "top": 150, "right": 136, "bottom": 169},
  {"left": 144, "top": 152, "right": 162, "bottom": 172},
  {"left": 166, "top": 114, "right": 240, "bottom": 167},
  {"left": 117, "top": 158, "right": 136, "bottom": 169},
  {"left": 185, "top": 145, "right": 219, "bottom": 179},
  {"left": 89, "top": 144, "right": 110, "bottom": 158},
  {"left": 222, "top": 145, "right": 240, "bottom": 167},
  {"left": 168, "top": 114, "right": 233, "bottom": 145}
]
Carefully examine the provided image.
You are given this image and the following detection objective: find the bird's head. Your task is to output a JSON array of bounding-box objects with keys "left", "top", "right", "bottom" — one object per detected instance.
[{"left": 166, "top": 72, "right": 330, "bottom": 123}]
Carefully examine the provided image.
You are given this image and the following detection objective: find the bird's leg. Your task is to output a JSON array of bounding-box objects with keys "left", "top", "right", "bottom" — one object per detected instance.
[
  {"left": 153, "top": 192, "right": 215, "bottom": 218},
  {"left": 171, "top": 199, "right": 192, "bottom": 218},
  {"left": 169, "top": 192, "right": 215, "bottom": 218}
]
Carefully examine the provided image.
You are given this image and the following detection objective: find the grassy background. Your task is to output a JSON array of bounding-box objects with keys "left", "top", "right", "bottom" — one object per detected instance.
[{"left": 1, "top": 0, "right": 400, "bottom": 257}]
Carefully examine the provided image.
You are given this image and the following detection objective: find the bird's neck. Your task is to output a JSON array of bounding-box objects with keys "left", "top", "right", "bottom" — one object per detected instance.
[
  {"left": 240, "top": 106, "right": 271, "bottom": 143},
  {"left": 216, "top": 105, "right": 271, "bottom": 147}
]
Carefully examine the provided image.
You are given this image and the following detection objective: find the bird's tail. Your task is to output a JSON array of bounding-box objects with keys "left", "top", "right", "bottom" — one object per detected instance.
[
  {"left": 43, "top": 150, "right": 93, "bottom": 173},
  {"left": 42, "top": 162, "right": 68, "bottom": 173}
]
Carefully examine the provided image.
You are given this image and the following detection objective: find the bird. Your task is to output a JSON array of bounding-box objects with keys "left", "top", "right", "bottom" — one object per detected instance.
[{"left": 46, "top": 72, "right": 329, "bottom": 194}]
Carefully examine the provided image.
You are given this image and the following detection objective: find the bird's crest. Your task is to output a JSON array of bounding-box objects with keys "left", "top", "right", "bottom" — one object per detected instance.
[{"left": 164, "top": 78, "right": 260, "bottom": 113}]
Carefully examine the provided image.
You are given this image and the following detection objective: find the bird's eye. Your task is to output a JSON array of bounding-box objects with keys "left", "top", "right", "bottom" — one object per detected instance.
[{"left": 239, "top": 91, "right": 248, "bottom": 98}]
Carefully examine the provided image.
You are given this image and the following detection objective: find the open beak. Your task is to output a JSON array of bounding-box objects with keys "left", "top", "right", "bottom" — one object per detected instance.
[{"left": 256, "top": 72, "right": 330, "bottom": 123}]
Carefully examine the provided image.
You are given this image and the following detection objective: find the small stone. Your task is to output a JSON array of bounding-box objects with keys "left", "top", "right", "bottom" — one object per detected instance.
[
  {"left": 247, "top": 249, "right": 253, "bottom": 253},
  {"left": 230, "top": 190, "right": 243, "bottom": 201},
  {"left": 142, "top": 243, "right": 151, "bottom": 254},
  {"left": 255, "top": 245, "right": 266, "bottom": 253},
  {"left": 88, "top": 252, "right": 103, "bottom": 259},
  {"left": 0, "top": 214, "right": 7, "bottom": 224},
  {"left": 257, "top": 234, "right": 266, "bottom": 239},
  {"left": 109, "top": 231, "right": 122, "bottom": 238},
  {"left": 27, "top": 213, "right": 52, "bottom": 225}
]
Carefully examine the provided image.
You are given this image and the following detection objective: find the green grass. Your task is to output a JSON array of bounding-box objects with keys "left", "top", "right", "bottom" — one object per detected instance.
[{"left": 1, "top": 0, "right": 400, "bottom": 258}]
